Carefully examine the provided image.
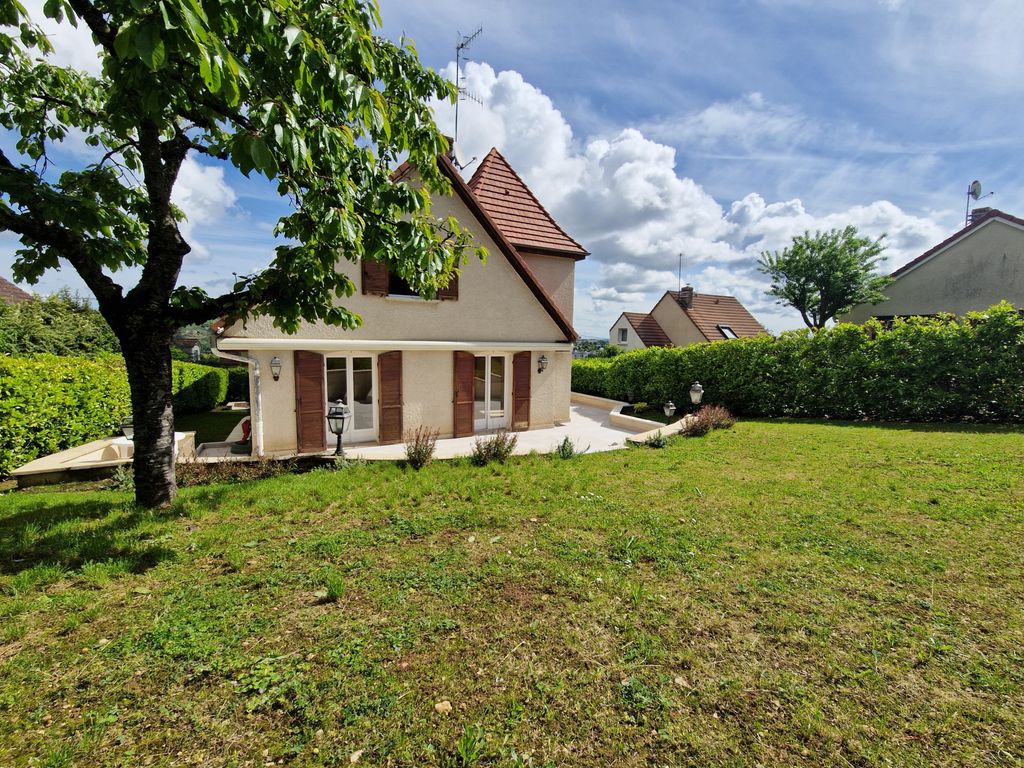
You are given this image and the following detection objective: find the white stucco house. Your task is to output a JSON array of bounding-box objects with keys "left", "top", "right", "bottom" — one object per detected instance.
[
  {"left": 609, "top": 287, "right": 766, "bottom": 350},
  {"left": 841, "top": 208, "right": 1024, "bottom": 323},
  {"left": 215, "top": 148, "right": 588, "bottom": 456}
]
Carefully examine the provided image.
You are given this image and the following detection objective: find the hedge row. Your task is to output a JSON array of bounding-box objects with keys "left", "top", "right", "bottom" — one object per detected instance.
[
  {"left": 0, "top": 356, "right": 231, "bottom": 477},
  {"left": 572, "top": 303, "right": 1024, "bottom": 423},
  {"left": 227, "top": 366, "right": 250, "bottom": 402}
]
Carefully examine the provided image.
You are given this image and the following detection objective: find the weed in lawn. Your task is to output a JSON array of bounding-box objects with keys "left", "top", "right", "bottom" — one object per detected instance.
[
  {"left": 110, "top": 464, "right": 134, "bottom": 493},
  {"left": 317, "top": 567, "right": 347, "bottom": 603},
  {"left": 405, "top": 426, "right": 439, "bottom": 469},
  {"left": 471, "top": 430, "right": 518, "bottom": 466},
  {"left": 643, "top": 431, "right": 668, "bottom": 448},
  {"left": 553, "top": 435, "right": 587, "bottom": 459}
]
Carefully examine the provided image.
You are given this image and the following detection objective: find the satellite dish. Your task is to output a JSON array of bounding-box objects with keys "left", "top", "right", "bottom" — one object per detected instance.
[{"left": 969, "top": 180, "right": 982, "bottom": 200}]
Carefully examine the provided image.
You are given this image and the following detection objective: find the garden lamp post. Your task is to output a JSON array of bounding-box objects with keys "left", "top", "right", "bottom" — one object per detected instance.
[
  {"left": 327, "top": 400, "right": 351, "bottom": 457},
  {"left": 689, "top": 381, "right": 704, "bottom": 412},
  {"left": 190, "top": 343, "right": 201, "bottom": 362},
  {"left": 120, "top": 417, "right": 134, "bottom": 440},
  {"left": 663, "top": 401, "right": 677, "bottom": 417}
]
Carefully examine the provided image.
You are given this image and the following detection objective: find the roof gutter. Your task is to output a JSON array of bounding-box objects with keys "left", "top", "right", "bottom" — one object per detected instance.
[{"left": 211, "top": 338, "right": 264, "bottom": 458}]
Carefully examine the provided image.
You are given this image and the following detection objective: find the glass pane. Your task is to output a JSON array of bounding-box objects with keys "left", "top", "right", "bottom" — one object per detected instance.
[
  {"left": 489, "top": 356, "right": 505, "bottom": 419},
  {"left": 473, "top": 356, "right": 486, "bottom": 422},
  {"left": 352, "top": 357, "right": 373, "bottom": 430},
  {"left": 326, "top": 357, "right": 346, "bottom": 403}
]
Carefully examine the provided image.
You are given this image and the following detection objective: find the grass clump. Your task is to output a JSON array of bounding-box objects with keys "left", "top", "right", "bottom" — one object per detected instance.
[
  {"left": 643, "top": 431, "right": 668, "bottom": 449},
  {"left": 404, "top": 425, "right": 439, "bottom": 469},
  {"left": 470, "top": 429, "right": 518, "bottom": 466},
  {"left": 553, "top": 435, "right": 586, "bottom": 459}
]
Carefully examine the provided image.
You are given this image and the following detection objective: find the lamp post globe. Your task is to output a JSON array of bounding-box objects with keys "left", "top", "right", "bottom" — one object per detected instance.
[
  {"left": 689, "top": 381, "right": 704, "bottom": 407},
  {"left": 327, "top": 400, "right": 351, "bottom": 456}
]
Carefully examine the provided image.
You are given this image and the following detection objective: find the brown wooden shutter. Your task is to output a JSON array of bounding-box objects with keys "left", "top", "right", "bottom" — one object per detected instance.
[
  {"left": 362, "top": 259, "right": 389, "bottom": 295},
  {"left": 452, "top": 351, "right": 475, "bottom": 437},
  {"left": 436, "top": 273, "right": 459, "bottom": 301},
  {"left": 294, "top": 351, "right": 326, "bottom": 453},
  {"left": 378, "top": 351, "right": 403, "bottom": 444},
  {"left": 512, "top": 351, "right": 531, "bottom": 430}
]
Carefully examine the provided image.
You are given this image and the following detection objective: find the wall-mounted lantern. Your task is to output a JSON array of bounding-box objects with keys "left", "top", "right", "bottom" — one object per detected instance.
[
  {"left": 537, "top": 354, "right": 549, "bottom": 373},
  {"left": 270, "top": 355, "right": 282, "bottom": 381}
]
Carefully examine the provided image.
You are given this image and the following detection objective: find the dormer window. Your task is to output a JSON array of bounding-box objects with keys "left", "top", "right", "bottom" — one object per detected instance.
[
  {"left": 618, "top": 327, "right": 628, "bottom": 343},
  {"left": 718, "top": 324, "right": 738, "bottom": 339}
]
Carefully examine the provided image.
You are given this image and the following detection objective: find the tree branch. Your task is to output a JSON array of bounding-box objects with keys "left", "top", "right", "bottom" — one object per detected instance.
[{"left": 65, "top": 0, "right": 116, "bottom": 51}]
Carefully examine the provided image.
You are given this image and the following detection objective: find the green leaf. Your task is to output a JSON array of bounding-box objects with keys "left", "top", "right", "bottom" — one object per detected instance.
[
  {"left": 249, "top": 137, "right": 277, "bottom": 177},
  {"left": 284, "top": 25, "right": 302, "bottom": 50},
  {"left": 134, "top": 24, "right": 166, "bottom": 70}
]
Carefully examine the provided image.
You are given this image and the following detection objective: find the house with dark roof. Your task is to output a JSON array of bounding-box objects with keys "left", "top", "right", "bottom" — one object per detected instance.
[
  {"left": 841, "top": 208, "right": 1024, "bottom": 324},
  {"left": 217, "top": 147, "right": 587, "bottom": 456},
  {"left": 610, "top": 287, "right": 767, "bottom": 350},
  {"left": 0, "top": 276, "right": 32, "bottom": 305}
]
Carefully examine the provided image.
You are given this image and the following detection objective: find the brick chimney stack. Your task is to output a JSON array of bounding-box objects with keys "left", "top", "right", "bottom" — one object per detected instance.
[
  {"left": 676, "top": 285, "right": 694, "bottom": 308},
  {"left": 969, "top": 207, "right": 994, "bottom": 224}
]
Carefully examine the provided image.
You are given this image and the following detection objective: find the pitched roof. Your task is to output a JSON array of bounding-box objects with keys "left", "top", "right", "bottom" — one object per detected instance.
[
  {"left": 621, "top": 312, "right": 672, "bottom": 347},
  {"left": 392, "top": 153, "right": 578, "bottom": 341},
  {"left": 890, "top": 208, "right": 1024, "bottom": 278},
  {"left": 0, "top": 276, "right": 31, "bottom": 304},
  {"left": 467, "top": 148, "right": 588, "bottom": 259},
  {"left": 666, "top": 290, "right": 767, "bottom": 341}
]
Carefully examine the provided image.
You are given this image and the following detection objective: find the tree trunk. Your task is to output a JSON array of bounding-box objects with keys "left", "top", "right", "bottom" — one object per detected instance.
[{"left": 122, "top": 327, "right": 177, "bottom": 508}]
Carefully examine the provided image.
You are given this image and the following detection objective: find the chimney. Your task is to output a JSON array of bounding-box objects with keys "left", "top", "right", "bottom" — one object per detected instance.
[
  {"left": 676, "top": 285, "right": 694, "bottom": 308},
  {"left": 970, "top": 206, "right": 994, "bottom": 224},
  {"left": 442, "top": 135, "right": 456, "bottom": 160}
]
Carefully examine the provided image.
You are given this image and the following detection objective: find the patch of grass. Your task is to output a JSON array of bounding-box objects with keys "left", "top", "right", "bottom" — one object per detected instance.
[{"left": 0, "top": 420, "right": 1022, "bottom": 766}]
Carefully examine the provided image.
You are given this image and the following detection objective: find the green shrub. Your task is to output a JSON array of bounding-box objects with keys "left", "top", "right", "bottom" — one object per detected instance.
[
  {"left": 571, "top": 304, "right": 1024, "bottom": 423},
  {"left": 0, "top": 355, "right": 231, "bottom": 476},
  {"left": 226, "top": 366, "right": 249, "bottom": 402},
  {"left": 470, "top": 429, "right": 518, "bottom": 466},
  {"left": 404, "top": 425, "right": 439, "bottom": 470},
  {"left": 553, "top": 435, "right": 585, "bottom": 459},
  {"left": 643, "top": 431, "right": 668, "bottom": 448},
  {"left": 171, "top": 362, "right": 228, "bottom": 414},
  {"left": 570, "top": 358, "right": 612, "bottom": 396}
]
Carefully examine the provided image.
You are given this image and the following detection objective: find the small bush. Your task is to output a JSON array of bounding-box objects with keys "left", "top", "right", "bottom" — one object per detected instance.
[
  {"left": 632, "top": 401, "right": 649, "bottom": 415},
  {"left": 553, "top": 435, "right": 586, "bottom": 459},
  {"left": 643, "top": 431, "right": 668, "bottom": 448},
  {"left": 110, "top": 464, "right": 135, "bottom": 493},
  {"left": 404, "top": 426, "right": 439, "bottom": 469},
  {"left": 470, "top": 430, "right": 518, "bottom": 466},
  {"left": 698, "top": 404, "right": 736, "bottom": 430}
]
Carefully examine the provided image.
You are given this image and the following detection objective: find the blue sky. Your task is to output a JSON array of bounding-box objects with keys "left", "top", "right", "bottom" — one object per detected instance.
[{"left": 3, "top": 0, "right": 1023, "bottom": 336}]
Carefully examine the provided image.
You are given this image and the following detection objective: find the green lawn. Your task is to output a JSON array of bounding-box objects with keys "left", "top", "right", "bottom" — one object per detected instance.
[
  {"left": 1, "top": 421, "right": 1022, "bottom": 767},
  {"left": 173, "top": 409, "right": 249, "bottom": 445}
]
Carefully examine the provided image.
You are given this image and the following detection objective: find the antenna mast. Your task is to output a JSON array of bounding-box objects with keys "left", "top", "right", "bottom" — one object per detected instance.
[
  {"left": 453, "top": 26, "right": 483, "bottom": 149},
  {"left": 678, "top": 252, "right": 683, "bottom": 293},
  {"left": 964, "top": 179, "right": 994, "bottom": 227}
]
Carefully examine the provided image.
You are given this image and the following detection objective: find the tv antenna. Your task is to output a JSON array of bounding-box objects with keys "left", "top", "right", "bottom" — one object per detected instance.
[
  {"left": 677, "top": 252, "right": 683, "bottom": 293},
  {"left": 453, "top": 26, "right": 483, "bottom": 164},
  {"left": 965, "top": 179, "right": 994, "bottom": 226}
]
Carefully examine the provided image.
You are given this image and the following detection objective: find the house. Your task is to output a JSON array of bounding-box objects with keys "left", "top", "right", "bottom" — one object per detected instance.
[
  {"left": 215, "top": 148, "right": 587, "bottom": 456},
  {"left": 609, "top": 287, "right": 766, "bottom": 349},
  {"left": 0, "top": 276, "right": 31, "bottom": 305},
  {"left": 841, "top": 208, "right": 1024, "bottom": 324}
]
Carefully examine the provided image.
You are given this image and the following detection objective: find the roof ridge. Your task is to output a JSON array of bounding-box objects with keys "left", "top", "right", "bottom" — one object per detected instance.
[
  {"left": 890, "top": 208, "right": 1024, "bottom": 278},
  {"left": 467, "top": 147, "right": 588, "bottom": 256}
]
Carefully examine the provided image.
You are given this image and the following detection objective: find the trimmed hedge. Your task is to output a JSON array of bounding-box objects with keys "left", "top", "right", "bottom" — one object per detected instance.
[
  {"left": 572, "top": 303, "right": 1024, "bottom": 423},
  {"left": 172, "top": 362, "right": 228, "bottom": 414},
  {"left": 0, "top": 356, "right": 230, "bottom": 477},
  {"left": 226, "top": 366, "right": 250, "bottom": 402}
]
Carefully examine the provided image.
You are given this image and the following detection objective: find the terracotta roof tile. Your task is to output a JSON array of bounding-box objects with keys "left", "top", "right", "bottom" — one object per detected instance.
[
  {"left": 0, "top": 276, "right": 31, "bottom": 304},
  {"left": 623, "top": 312, "right": 672, "bottom": 347},
  {"left": 667, "top": 291, "right": 767, "bottom": 341},
  {"left": 468, "top": 148, "right": 588, "bottom": 258}
]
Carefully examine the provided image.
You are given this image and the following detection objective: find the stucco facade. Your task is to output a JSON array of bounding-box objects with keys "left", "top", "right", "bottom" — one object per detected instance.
[
  {"left": 649, "top": 294, "right": 707, "bottom": 346},
  {"left": 219, "top": 153, "right": 578, "bottom": 455},
  {"left": 608, "top": 315, "right": 646, "bottom": 350},
  {"left": 842, "top": 215, "right": 1024, "bottom": 323}
]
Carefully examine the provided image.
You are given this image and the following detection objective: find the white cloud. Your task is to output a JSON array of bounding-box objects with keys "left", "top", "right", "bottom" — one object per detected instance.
[
  {"left": 22, "top": 0, "right": 103, "bottom": 75},
  {"left": 433, "top": 62, "right": 947, "bottom": 335},
  {"left": 172, "top": 157, "right": 238, "bottom": 260}
]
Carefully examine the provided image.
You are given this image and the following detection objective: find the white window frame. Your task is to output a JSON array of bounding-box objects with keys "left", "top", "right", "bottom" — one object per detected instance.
[
  {"left": 618, "top": 327, "right": 628, "bottom": 343},
  {"left": 324, "top": 353, "right": 379, "bottom": 444},
  {"left": 718, "top": 324, "right": 738, "bottom": 339}
]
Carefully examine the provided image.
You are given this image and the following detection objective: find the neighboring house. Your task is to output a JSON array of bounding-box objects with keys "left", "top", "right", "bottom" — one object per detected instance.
[
  {"left": 0, "top": 276, "right": 31, "bottom": 305},
  {"left": 610, "top": 287, "right": 767, "bottom": 349},
  {"left": 841, "top": 208, "right": 1024, "bottom": 324},
  {"left": 217, "top": 148, "right": 586, "bottom": 456}
]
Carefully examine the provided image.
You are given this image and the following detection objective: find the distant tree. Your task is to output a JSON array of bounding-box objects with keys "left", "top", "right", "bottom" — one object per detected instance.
[
  {"left": 0, "top": 0, "right": 479, "bottom": 507},
  {"left": 597, "top": 343, "right": 623, "bottom": 358},
  {"left": 574, "top": 339, "right": 618, "bottom": 358},
  {"left": 0, "top": 289, "right": 120, "bottom": 355},
  {"left": 758, "top": 226, "right": 892, "bottom": 329}
]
